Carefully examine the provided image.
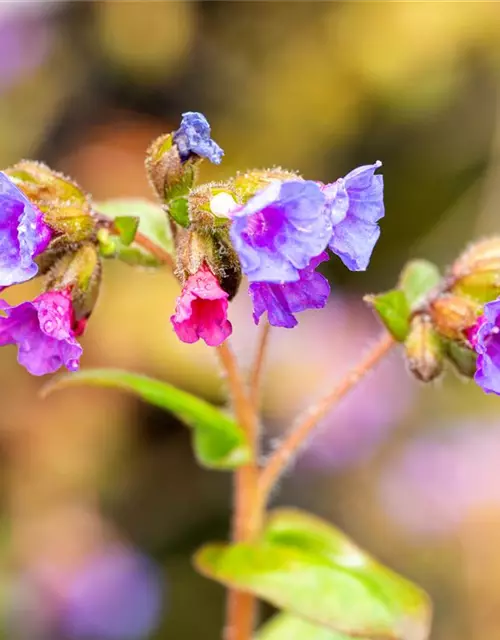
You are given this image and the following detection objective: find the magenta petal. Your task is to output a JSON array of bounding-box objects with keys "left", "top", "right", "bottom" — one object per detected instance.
[
  {"left": 0, "top": 290, "right": 82, "bottom": 376},
  {"left": 469, "top": 298, "right": 500, "bottom": 395},
  {"left": 171, "top": 264, "right": 232, "bottom": 347}
]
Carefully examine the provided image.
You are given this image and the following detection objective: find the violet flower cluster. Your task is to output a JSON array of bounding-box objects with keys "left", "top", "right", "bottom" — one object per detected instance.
[
  {"left": 0, "top": 172, "right": 84, "bottom": 376},
  {"left": 170, "top": 112, "right": 385, "bottom": 343}
]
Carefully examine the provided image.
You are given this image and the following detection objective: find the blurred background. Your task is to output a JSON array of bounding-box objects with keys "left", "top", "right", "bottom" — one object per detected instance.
[{"left": 2, "top": 1, "right": 500, "bottom": 638}]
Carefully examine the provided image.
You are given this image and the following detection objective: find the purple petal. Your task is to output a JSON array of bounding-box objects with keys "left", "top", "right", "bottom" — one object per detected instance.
[
  {"left": 0, "top": 291, "right": 82, "bottom": 376},
  {"left": 230, "top": 180, "right": 331, "bottom": 283},
  {"left": 249, "top": 252, "right": 330, "bottom": 328},
  {"left": 0, "top": 172, "right": 51, "bottom": 287},
  {"left": 326, "top": 162, "right": 384, "bottom": 272}
]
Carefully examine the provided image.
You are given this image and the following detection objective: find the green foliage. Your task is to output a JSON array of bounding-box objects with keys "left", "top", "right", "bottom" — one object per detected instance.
[
  {"left": 195, "top": 509, "right": 431, "bottom": 640},
  {"left": 366, "top": 290, "right": 411, "bottom": 342},
  {"left": 42, "top": 369, "right": 250, "bottom": 470},
  {"left": 399, "top": 260, "right": 441, "bottom": 308},
  {"left": 112, "top": 216, "right": 140, "bottom": 245},
  {"left": 96, "top": 198, "right": 174, "bottom": 266},
  {"left": 256, "top": 614, "right": 365, "bottom": 640}
]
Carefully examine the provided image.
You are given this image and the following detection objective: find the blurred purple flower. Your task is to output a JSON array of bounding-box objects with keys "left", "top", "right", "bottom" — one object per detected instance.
[
  {"left": 0, "top": 172, "right": 51, "bottom": 288},
  {"left": 0, "top": 13, "right": 51, "bottom": 91},
  {"left": 61, "top": 547, "right": 163, "bottom": 640},
  {"left": 323, "top": 161, "right": 384, "bottom": 271},
  {"left": 249, "top": 252, "right": 330, "bottom": 328},
  {"left": 379, "top": 422, "right": 500, "bottom": 538},
  {"left": 174, "top": 111, "right": 224, "bottom": 164},
  {"left": 230, "top": 180, "right": 330, "bottom": 284},
  {"left": 230, "top": 295, "right": 414, "bottom": 469},
  {"left": 468, "top": 299, "right": 500, "bottom": 395}
]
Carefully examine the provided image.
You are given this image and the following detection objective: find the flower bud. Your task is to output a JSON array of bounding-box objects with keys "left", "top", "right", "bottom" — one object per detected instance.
[
  {"left": 429, "top": 295, "right": 480, "bottom": 341},
  {"left": 451, "top": 237, "right": 500, "bottom": 303},
  {"left": 404, "top": 314, "right": 444, "bottom": 383},
  {"left": 176, "top": 228, "right": 241, "bottom": 300},
  {"left": 43, "top": 243, "right": 102, "bottom": 329},
  {"left": 188, "top": 183, "right": 239, "bottom": 231},
  {"left": 444, "top": 340, "right": 477, "bottom": 379},
  {"left": 145, "top": 133, "right": 197, "bottom": 209},
  {"left": 231, "top": 168, "right": 301, "bottom": 202},
  {"left": 5, "top": 161, "right": 95, "bottom": 242}
]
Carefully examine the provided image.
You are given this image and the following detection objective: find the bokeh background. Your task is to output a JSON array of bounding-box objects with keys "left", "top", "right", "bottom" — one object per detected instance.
[{"left": 2, "top": 1, "right": 500, "bottom": 638}]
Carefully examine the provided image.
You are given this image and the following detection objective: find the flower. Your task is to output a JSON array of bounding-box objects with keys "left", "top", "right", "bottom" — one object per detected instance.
[
  {"left": 62, "top": 547, "right": 163, "bottom": 640},
  {"left": 173, "top": 111, "right": 224, "bottom": 165},
  {"left": 324, "top": 161, "right": 384, "bottom": 271},
  {"left": 0, "top": 171, "right": 51, "bottom": 287},
  {"left": 230, "top": 180, "right": 331, "bottom": 283},
  {"left": 0, "top": 289, "right": 82, "bottom": 376},
  {"left": 379, "top": 421, "right": 500, "bottom": 538},
  {"left": 467, "top": 299, "right": 500, "bottom": 395},
  {"left": 249, "top": 252, "right": 330, "bottom": 328},
  {"left": 171, "top": 263, "right": 232, "bottom": 346}
]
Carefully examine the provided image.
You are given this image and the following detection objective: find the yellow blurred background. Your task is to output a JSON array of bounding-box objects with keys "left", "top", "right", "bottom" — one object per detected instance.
[{"left": 2, "top": 2, "right": 500, "bottom": 638}]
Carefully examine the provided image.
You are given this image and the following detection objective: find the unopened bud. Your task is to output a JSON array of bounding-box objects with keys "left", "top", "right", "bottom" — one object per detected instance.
[
  {"left": 188, "top": 183, "right": 239, "bottom": 231},
  {"left": 232, "top": 168, "right": 300, "bottom": 201},
  {"left": 176, "top": 228, "right": 241, "bottom": 300},
  {"left": 404, "top": 314, "right": 444, "bottom": 383},
  {"left": 429, "top": 295, "right": 480, "bottom": 341},
  {"left": 145, "top": 134, "right": 197, "bottom": 209},
  {"left": 451, "top": 237, "right": 500, "bottom": 303},
  {"left": 43, "top": 243, "right": 102, "bottom": 325},
  {"left": 6, "top": 161, "right": 95, "bottom": 242},
  {"left": 444, "top": 340, "right": 477, "bottom": 379},
  {"left": 451, "top": 237, "right": 500, "bottom": 277}
]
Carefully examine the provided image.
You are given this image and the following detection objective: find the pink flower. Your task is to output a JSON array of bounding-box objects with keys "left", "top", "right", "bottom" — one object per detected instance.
[
  {"left": 0, "top": 289, "right": 82, "bottom": 376},
  {"left": 171, "top": 264, "right": 232, "bottom": 346}
]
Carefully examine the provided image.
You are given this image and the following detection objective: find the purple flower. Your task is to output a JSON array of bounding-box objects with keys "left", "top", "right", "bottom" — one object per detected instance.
[
  {"left": 62, "top": 547, "right": 163, "bottom": 640},
  {"left": 230, "top": 180, "right": 331, "bottom": 283},
  {"left": 0, "top": 289, "right": 82, "bottom": 376},
  {"left": 173, "top": 111, "right": 223, "bottom": 165},
  {"left": 249, "top": 252, "right": 330, "bottom": 328},
  {"left": 324, "top": 161, "right": 384, "bottom": 271},
  {"left": 467, "top": 299, "right": 500, "bottom": 395},
  {"left": 0, "top": 172, "right": 51, "bottom": 287},
  {"left": 379, "top": 421, "right": 500, "bottom": 538}
]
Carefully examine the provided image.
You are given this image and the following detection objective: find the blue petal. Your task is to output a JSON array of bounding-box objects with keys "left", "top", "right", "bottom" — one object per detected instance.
[
  {"left": 174, "top": 111, "right": 224, "bottom": 165},
  {"left": 0, "top": 174, "right": 51, "bottom": 287},
  {"left": 329, "top": 217, "right": 381, "bottom": 271}
]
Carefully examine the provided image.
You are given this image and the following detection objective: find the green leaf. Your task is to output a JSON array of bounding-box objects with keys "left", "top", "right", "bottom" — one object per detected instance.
[
  {"left": 399, "top": 260, "right": 441, "bottom": 309},
  {"left": 42, "top": 369, "right": 250, "bottom": 470},
  {"left": 256, "top": 614, "right": 366, "bottom": 640},
  {"left": 195, "top": 509, "right": 431, "bottom": 640},
  {"left": 96, "top": 198, "right": 174, "bottom": 265},
  {"left": 113, "top": 216, "right": 139, "bottom": 245},
  {"left": 365, "top": 290, "right": 411, "bottom": 342}
]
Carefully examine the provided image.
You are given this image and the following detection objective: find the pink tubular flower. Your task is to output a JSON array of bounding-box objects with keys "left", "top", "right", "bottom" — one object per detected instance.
[
  {"left": 0, "top": 289, "right": 82, "bottom": 376},
  {"left": 171, "top": 263, "right": 232, "bottom": 346}
]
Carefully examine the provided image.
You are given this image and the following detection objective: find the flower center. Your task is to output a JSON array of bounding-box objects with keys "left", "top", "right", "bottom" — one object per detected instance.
[{"left": 242, "top": 205, "right": 285, "bottom": 248}]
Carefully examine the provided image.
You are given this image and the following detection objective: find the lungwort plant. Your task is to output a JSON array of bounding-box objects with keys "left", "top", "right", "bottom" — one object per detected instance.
[{"left": 2, "top": 112, "right": 500, "bottom": 639}]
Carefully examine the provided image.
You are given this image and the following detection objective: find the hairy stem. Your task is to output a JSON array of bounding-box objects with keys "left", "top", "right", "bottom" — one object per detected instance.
[
  {"left": 217, "top": 342, "right": 262, "bottom": 640},
  {"left": 249, "top": 323, "right": 271, "bottom": 409},
  {"left": 258, "top": 332, "right": 394, "bottom": 506},
  {"left": 134, "top": 231, "right": 175, "bottom": 269}
]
